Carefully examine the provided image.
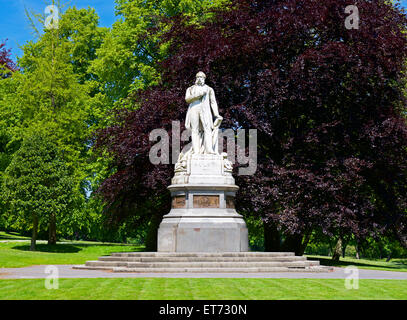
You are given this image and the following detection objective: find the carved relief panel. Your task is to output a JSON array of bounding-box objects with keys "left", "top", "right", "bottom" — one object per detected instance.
[
  {"left": 172, "top": 195, "right": 186, "bottom": 208},
  {"left": 226, "top": 196, "right": 235, "bottom": 209},
  {"left": 193, "top": 195, "right": 220, "bottom": 208}
]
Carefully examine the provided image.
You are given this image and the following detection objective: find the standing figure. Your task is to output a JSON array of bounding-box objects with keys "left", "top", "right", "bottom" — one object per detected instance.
[{"left": 185, "top": 72, "right": 223, "bottom": 154}]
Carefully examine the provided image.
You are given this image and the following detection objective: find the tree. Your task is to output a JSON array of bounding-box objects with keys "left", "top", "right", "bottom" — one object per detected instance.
[
  {"left": 0, "top": 41, "right": 16, "bottom": 78},
  {"left": 96, "top": 0, "right": 407, "bottom": 253},
  {"left": 0, "top": 42, "right": 18, "bottom": 225},
  {"left": 89, "top": 0, "right": 230, "bottom": 105},
  {"left": 57, "top": 6, "right": 108, "bottom": 84},
  {"left": 0, "top": 3, "right": 111, "bottom": 242},
  {"left": 2, "top": 133, "right": 76, "bottom": 250}
]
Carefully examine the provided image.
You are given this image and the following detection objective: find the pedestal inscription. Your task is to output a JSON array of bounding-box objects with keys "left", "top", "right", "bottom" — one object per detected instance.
[
  {"left": 226, "top": 196, "right": 235, "bottom": 209},
  {"left": 172, "top": 196, "right": 186, "bottom": 208},
  {"left": 193, "top": 195, "right": 219, "bottom": 208}
]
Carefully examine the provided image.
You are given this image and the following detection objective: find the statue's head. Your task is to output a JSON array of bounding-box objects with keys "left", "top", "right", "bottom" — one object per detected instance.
[{"left": 195, "top": 71, "right": 206, "bottom": 86}]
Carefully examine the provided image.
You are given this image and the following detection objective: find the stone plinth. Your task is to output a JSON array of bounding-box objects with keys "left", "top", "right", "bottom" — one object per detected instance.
[{"left": 157, "top": 153, "right": 249, "bottom": 252}]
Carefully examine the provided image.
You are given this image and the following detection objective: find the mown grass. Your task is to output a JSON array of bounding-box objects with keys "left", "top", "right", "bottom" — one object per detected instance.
[
  {"left": 1, "top": 231, "right": 406, "bottom": 272},
  {"left": 0, "top": 241, "right": 144, "bottom": 268},
  {"left": 306, "top": 255, "right": 407, "bottom": 272},
  {"left": 0, "top": 278, "right": 406, "bottom": 300},
  {"left": 0, "top": 231, "right": 31, "bottom": 240}
]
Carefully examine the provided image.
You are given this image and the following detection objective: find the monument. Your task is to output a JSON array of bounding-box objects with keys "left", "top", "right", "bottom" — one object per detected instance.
[
  {"left": 74, "top": 72, "right": 331, "bottom": 272},
  {"left": 157, "top": 72, "right": 249, "bottom": 252}
]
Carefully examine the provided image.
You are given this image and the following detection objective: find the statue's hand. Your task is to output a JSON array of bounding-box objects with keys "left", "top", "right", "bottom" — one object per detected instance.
[{"left": 213, "top": 116, "right": 223, "bottom": 128}]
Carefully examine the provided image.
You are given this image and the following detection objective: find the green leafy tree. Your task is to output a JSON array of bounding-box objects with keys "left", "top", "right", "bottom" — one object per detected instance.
[
  {"left": 95, "top": 0, "right": 407, "bottom": 253},
  {"left": 86, "top": 0, "right": 231, "bottom": 247},
  {"left": 0, "top": 47, "right": 20, "bottom": 228},
  {"left": 90, "top": 0, "right": 230, "bottom": 105},
  {"left": 0, "top": 3, "right": 111, "bottom": 240},
  {"left": 2, "top": 133, "right": 77, "bottom": 250}
]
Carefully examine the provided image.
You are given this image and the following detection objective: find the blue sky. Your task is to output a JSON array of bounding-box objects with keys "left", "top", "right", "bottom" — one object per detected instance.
[
  {"left": 0, "top": 0, "right": 117, "bottom": 61},
  {"left": 1, "top": 0, "right": 407, "bottom": 62}
]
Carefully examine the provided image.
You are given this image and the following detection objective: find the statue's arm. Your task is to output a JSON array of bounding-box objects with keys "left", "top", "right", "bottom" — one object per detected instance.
[
  {"left": 209, "top": 88, "right": 221, "bottom": 118},
  {"left": 185, "top": 87, "right": 203, "bottom": 104}
]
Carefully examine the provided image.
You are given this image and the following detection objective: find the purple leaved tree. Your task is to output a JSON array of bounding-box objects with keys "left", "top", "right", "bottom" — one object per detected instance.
[{"left": 96, "top": 0, "right": 407, "bottom": 253}]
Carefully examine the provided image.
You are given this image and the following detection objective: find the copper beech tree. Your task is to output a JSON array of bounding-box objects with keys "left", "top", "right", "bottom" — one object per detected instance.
[
  {"left": 0, "top": 41, "right": 16, "bottom": 78},
  {"left": 96, "top": 0, "right": 407, "bottom": 253}
]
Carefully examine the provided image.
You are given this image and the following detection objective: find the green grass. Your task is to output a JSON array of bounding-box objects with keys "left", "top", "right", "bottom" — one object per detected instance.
[
  {"left": 1, "top": 231, "right": 406, "bottom": 273},
  {"left": 306, "top": 255, "right": 407, "bottom": 272},
  {"left": 0, "top": 241, "right": 144, "bottom": 268},
  {"left": 0, "top": 231, "right": 31, "bottom": 240},
  {"left": 0, "top": 278, "right": 406, "bottom": 300}
]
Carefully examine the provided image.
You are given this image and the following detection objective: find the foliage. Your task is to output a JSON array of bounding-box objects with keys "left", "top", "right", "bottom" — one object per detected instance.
[
  {"left": 58, "top": 7, "right": 108, "bottom": 84},
  {"left": 354, "top": 237, "right": 407, "bottom": 259},
  {"left": 245, "top": 216, "right": 265, "bottom": 251},
  {"left": 0, "top": 5, "right": 114, "bottom": 242},
  {"left": 306, "top": 255, "right": 407, "bottom": 272},
  {"left": 0, "top": 41, "right": 16, "bottom": 78},
  {"left": 96, "top": 0, "right": 407, "bottom": 253},
  {"left": 89, "top": 0, "right": 230, "bottom": 105},
  {"left": 88, "top": 0, "right": 233, "bottom": 248},
  {"left": 0, "top": 239, "right": 143, "bottom": 268},
  {"left": 304, "top": 232, "right": 407, "bottom": 260},
  {"left": 0, "top": 42, "right": 18, "bottom": 220},
  {"left": 2, "top": 133, "right": 78, "bottom": 248}
]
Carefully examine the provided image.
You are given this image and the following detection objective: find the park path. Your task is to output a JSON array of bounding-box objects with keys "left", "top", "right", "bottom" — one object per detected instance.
[{"left": 0, "top": 265, "right": 406, "bottom": 279}]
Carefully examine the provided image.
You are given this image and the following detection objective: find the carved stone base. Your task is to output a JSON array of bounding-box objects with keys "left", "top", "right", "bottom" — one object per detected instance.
[
  {"left": 158, "top": 153, "right": 249, "bottom": 252},
  {"left": 172, "top": 153, "right": 234, "bottom": 185},
  {"left": 157, "top": 215, "right": 248, "bottom": 252}
]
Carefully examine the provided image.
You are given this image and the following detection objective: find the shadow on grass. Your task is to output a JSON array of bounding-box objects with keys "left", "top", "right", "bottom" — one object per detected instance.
[
  {"left": 11, "top": 243, "right": 145, "bottom": 254},
  {"left": 0, "top": 232, "right": 30, "bottom": 240},
  {"left": 12, "top": 244, "right": 83, "bottom": 253},
  {"left": 307, "top": 256, "right": 407, "bottom": 271}
]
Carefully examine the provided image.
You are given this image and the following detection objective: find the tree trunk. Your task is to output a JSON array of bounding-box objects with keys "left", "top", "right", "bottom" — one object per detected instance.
[
  {"left": 145, "top": 213, "right": 162, "bottom": 251},
  {"left": 341, "top": 239, "right": 347, "bottom": 258},
  {"left": 281, "top": 233, "right": 304, "bottom": 256},
  {"left": 48, "top": 212, "right": 57, "bottom": 245},
  {"left": 299, "top": 230, "right": 312, "bottom": 256},
  {"left": 355, "top": 239, "right": 361, "bottom": 259},
  {"left": 386, "top": 252, "right": 392, "bottom": 262},
  {"left": 263, "top": 222, "right": 281, "bottom": 252},
  {"left": 395, "top": 229, "right": 407, "bottom": 250},
  {"left": 378, "top": 241, "right": 384, "bottom": 260},
  {"left": 332, "top": 238, "right": 342, "bottom": 261},
  {"left": 31, "top": 214, "right": 38, "bottom": 251}
]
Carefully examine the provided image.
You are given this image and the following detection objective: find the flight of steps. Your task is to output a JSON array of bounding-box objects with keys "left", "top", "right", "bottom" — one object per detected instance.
[{"left": 73, "top": 252, "right": 333, "bottom": 273}]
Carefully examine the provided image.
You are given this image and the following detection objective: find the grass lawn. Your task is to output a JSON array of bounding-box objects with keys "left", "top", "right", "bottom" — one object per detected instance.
[
  {"left": 0, "top": 240, "right": 144, "bottom": 268},
  {"left": 306, "top": 255, "right": 407, "bottom": 273},
  {"left": 0, "top": 231, "right": 31, "bottom": 240},
  {"left": 0, "top": 228, "right": 406, "bottom": 272},
  {"left": 1, "top": 231, "right": 406, "bottom": 300},
  {"left": 0, "top": 278, "right": 406, "bottom": 300}
]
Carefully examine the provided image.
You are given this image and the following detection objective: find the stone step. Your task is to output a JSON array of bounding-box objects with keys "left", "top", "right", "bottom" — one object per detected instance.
[
  {"left": 110, "top": 252, "right": 296, "bottom": 258},
  {"left": 73, "top": 264, "right": 333, "bottom": 273},
  {"left": 73, "top": 265, "right": 114, "bottom": 271},
  {"left": 98, "top": 256, "right": 307, "bottom": 262},
  {"left": 111, "top": 266, "right": 331, "bottom": 273},
  {"left": 73, "top": 251, "right": 333, "bottom": 273},
  {"left": 85, "top": 260, "right": 320, "bottom": 268}
]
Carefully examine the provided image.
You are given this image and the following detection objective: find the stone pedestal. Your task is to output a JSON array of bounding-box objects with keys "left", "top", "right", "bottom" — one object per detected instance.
[{"left": 157, "top": 153, "right": 249, "bottom": 252}]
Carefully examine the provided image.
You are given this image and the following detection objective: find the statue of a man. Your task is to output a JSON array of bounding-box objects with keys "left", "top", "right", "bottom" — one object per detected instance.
[{"left": 185, "top": 72, "right": 223, "bottom": 154}]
